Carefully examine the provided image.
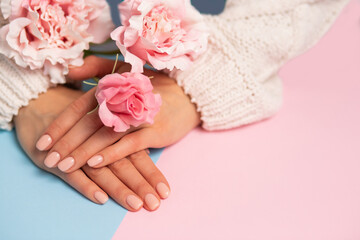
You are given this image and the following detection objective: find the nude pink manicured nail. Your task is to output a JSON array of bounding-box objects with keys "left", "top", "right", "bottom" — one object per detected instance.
[
  {"left": 58, "top": 157, "right": 75, "bottom": 172},
  {"left": 156, "top": 182, "right": 171, "bottom": 199},
  {"left": 126, "top": 195, "right": 143, "bottom": 210},
  {"left": 145, "top": 194, "right": 160, "bottom": 211},
  {"left": 87, "top": 155, "right": 103, "bottom": 167},
  {"left": 94, "top": 191, "right": 108, "bottom": 204},
  {"left": 36, "top": 134, "right": 52, "bottom": 151},
  {"left": 44, "top": 152, "right": 61, "bottom": 168}
]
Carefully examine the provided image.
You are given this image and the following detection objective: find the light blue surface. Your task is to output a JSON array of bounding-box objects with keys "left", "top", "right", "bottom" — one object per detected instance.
[{"left": 0, "top": 130, "right": 163, "bottom": 240}]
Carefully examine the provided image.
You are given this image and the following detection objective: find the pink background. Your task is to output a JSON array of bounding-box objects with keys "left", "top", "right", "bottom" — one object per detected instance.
[{"left": 114, "top": 1, "right": 360, "bottom": 239}]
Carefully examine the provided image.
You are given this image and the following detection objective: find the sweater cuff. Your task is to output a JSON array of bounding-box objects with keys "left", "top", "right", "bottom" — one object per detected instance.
[
  {"left": 170, "top": 16, "right": 282, "bottom": 131},
  {"left": 0, "top": 55, "right": 50, "bottom": 130}
]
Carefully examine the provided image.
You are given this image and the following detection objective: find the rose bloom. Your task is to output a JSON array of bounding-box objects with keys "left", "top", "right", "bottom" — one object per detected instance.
[
  {"left": 95, "top": 72, "right": 162, "bottom": 132},
  {"left": 111, "top": 0, "right": 208, "bottom": 73},
  {"left": 0, "top": 0, "right": 114, "bottom": 83}
]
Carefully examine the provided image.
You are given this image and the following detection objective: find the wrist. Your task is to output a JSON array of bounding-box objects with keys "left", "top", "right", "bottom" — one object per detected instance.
[{"left": 15, "top": 86, "right": 83, "bottom": 126}]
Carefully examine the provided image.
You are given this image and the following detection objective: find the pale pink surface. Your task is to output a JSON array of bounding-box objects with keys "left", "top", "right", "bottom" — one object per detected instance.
[{"left": 114, "top": 1, "right": 360, "bottom": 239}]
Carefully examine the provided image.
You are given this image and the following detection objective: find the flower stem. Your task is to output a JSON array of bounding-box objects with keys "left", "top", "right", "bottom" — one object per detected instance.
[
  {"left": 112, "top": 54, "right": 119, "bottom": 74},
  {"left": 83, "top": 81, "right": 98, "bottom": 86},
  {"left": 87, "top": 105, "right": 99, "bottom": 115}
]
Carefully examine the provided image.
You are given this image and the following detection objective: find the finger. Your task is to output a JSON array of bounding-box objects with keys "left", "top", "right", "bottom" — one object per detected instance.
[
  {"left": 108, "top": 157, "right": 161, "bottom": 211},
  {"left": 43, "top": 111, "right": 103, "bottom": 168},
  {"left": 36, "top": 88, "right": 97, "bottom": 151},
  {"left": 87, "top": 129, "right": 155, "bottom": 168},
  {"left": 128, "top": 150, "right": 171, "bottom": 199},
  {"left": 67, "top": 56, "right": 129, "bottom": 81},
  {"left": 56, "top": 126, "right": 131, "bottom": 173},
  {"left": 47, "top": 167, "right": 108, "bottom": 205},
  {"left": 82, "top": 165, "right": 143, "bottom": 211}
]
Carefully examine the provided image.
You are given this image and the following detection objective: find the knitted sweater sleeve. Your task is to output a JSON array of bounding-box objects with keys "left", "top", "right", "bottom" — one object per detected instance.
[
  {"left": 0, "top": 8, "right": 50, "bottom": 130},
  {"left": 171, "top": 0, "right": 349, "bottom": 131}
]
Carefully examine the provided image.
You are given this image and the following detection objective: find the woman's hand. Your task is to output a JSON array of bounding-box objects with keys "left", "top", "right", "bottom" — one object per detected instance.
[
  {"left": 15, "top": 86, "right": 170, "bottom": 211},
  {"left": 36, "top": 56, "right": 201, "bottom": 172}
]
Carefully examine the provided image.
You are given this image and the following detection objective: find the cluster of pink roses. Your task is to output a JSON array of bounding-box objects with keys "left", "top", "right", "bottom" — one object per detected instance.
[
  {"left": 96, "top": 0, "right": 208, "bottom": 132},
  {"left": 1, "top": 0, "right": 208, "bottom": 132}
]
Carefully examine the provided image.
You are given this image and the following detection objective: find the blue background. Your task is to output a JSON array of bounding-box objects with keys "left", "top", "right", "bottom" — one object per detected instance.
[{"left": 0, "top": 0, "right": 226, "bottom": 239}]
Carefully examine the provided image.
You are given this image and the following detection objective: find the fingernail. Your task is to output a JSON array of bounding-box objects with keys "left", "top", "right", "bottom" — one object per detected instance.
[
  {"left": 87, "top": 155, "right": 103, "bottom": 167},
  {"left": 94, "top": 191, "right": 108, "bottom": 204},
  {"left": 36, "top": 134, "right": 52, "bottom": 151},
  {"left": 44, "top": 152, "right": 61, "bottom": 168},
  {"left": 145, "top": 194, "right": 160, "bottom": 211},
  {"left": 156, "top": 182, "right": 170, "bottom": 199},
  {"left": 58, "top": 157, "right": 75, "bottom": 172},
  {"left": 126, "top": 195, "right": 143, "bottom": 210}
]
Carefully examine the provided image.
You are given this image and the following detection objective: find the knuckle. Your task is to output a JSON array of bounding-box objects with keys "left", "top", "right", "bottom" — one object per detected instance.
[
  {"left": 128, "top": 150, "right": 146, "bottom": 162},
  {"left": 109, "top": 159, "right": 131, "bottom": 173},
  {"left": 133, "top": 181, "right": 150, "bottom": 195},
  {"left": 73, "top": 146, "right": 88, "bottom": 162},
  {"left": 79, "top": 183, "right": 93, "bottom": 194},
  {"left": 106, "top": 149, "right": 119, "bottom": 162},
  {"left": 47, "top": 120, "right": 63, "bottom": 138},
  {"left": 54, "top": 139, "right": 71, "bottom": 155},
  {"left": 113, "top": 186, "right": 128, "bottom": 198},
  {"left": 70, "top": 97, "right": 87, "bottom": 114},
  {"left": 85, "top": 166, "right": 108, "bottom": 178},
  {"left": 127, "top": 135, "right": 140, "bottom": 146},
  {"left": 147, "top": 169, "right": 160, "bottom": 179},
  {"left": 122, "top": 135, "right": 141, "bottom": 151}
]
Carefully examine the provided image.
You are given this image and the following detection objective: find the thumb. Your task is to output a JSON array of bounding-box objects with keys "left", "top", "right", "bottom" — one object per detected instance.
[{"left": 67, "top": 56, "right": 128, "bottom": 81}]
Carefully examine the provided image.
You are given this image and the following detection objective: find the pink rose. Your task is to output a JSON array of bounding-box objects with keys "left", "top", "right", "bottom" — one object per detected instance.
[
  {"left": 111, "top": 0, "right": 208, "bottom": 73},
  {"left": 95, "top": 72, "right": 162, "bottom": 132},
  {"left": 0, "top": 0, "right": 114, "bottom": 83}
]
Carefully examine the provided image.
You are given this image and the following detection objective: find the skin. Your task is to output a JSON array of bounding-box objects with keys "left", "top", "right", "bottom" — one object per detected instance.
[
  {"left": 14, "top": 85, "right": 170, "bottom": 211},
  {"left": 38, "top": 56, "right": 201, "bottom": 173}
]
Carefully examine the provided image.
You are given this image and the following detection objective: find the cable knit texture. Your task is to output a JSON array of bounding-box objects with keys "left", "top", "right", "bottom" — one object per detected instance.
[
  {"left": 171, "top": 0, "right": 349, "bottom": 130},
  {"left": 0, "top": 0, "right": 350, "bottom": 131},
  {"left": 0, "top": 8, "right": 50, "bottom": 130}
]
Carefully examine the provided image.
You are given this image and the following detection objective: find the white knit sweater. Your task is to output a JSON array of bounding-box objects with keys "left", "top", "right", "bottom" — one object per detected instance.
[{"left": 0, "top": 0, "right": 349, "bottom": 131}]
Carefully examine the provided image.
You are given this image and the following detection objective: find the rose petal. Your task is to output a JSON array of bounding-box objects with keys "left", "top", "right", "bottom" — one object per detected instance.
[
  {"left": 86, "top": 2, "right": 115, "bottom": 43},
  {"left": 108, "top": 88, "right": 137, "bottom": 105},
  {"left": 98, "top": 100, "right": 130, "bottom": 132},
  {"left": 127, "top": 96, "right": 145, "bottom": 120}
]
